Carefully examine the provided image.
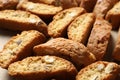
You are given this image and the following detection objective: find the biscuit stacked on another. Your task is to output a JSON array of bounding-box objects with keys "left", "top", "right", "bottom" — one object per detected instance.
[
  {"left": 33, "top": 38, "right": 96, "bottom": 69},
  {"left": 48, "top": 7, "right": 86, "bottom": 37},
  {"left": 0, "top": 30, "right": 46, "bottom": 69},
  {"left": 8, "top": 56, "right": 78, "bottom": 80}
]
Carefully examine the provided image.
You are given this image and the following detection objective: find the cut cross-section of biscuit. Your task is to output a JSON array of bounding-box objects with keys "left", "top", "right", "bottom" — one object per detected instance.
[
  {"left": 33, "top": 38, "right": 96, "bottom": 69},
  {"left": 68, "top": 13, "right": 95, "bottom": 44},
  {"left": 93, "top": 0, "right": 118, "bottom": 18},
  {"left": 0, "top": 30, "right": 46, "bottom": 69},
  {"left": 112, "top": 28, "right": 120, "bottom": 61},
  {"left": 8, "top": 56, "right": 78, "bottom": 80},
  {"left": 29, "top": 0, "right": 78, "bottom": 9},
  {"left": 87, "top": 18, "right": 112, "bottom": 60},
  {"left": 17, "top": 1, "right": 63, "bottom": 20},
  {"left": 76, "top": 61, "right": 119, "bottom": 80},
  {"left": 48, "top": 7, "right": 86, "bottom": 37},
  {"left": 0, "top": 10, "right": 48, "bottom": 37},
  {"left": 105, "top": 1, "right": 120, "bottom": 29}
]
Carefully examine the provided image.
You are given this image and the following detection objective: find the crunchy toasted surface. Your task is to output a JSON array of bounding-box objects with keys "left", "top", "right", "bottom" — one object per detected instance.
[
  {"left": 0, "top": 10, "right": 48, "bottom": 36},
  {"left": 105, "top": 1, "right": 120, "bottom": 29},
  {"left": 87, "top": 18, "right": 112, "bottom": 60},
  {"left": 93, "top": 0, "right": 118, "bottom": 18},
  {"left": 8, "top": 56, "right": 77, "bottom": 80},
  {"left": 68, "top": 13, "right": 95, "bottom": 44},
  {"left": 17, "top": 1, "right": 63, "bottom": 16},
  {"left": 48, "top": 7, "right": 86, "bottom": 37},
  {"left": 76, "top": 61, "right": 119, "bottom": 80},
  {"left": 34, "top": 38, "right": 96, "bottom": 69},
  {"left": 0, "top": 0, "right": 19, "bottom": 10},
  {"left": 0, "top": 30, "right": 46, "bottom": 69},
  {"left": 29, "top": 0, "right": 78, "bottom": 9}
]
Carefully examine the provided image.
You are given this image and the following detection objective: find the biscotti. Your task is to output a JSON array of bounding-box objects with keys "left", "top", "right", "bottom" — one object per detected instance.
[
  {"left": 17, "top": 1, "right": 63, "bottom": 20},
  {"left": 33, "top": 38, "right": 96, "bottom": 69},
  {"left": 48, "top": 7, "right": 86, "bottom": 37},
  {"left": 76, "top": 61, "right": 119, "bottom": 80},
  {"left": 80, "top": 0, "right": 97, "bottom": 12},
  {"left": 105, "top": 1, "right": 120, "bottom": 29},
  {"left": 0, "top": 0, "right": 18, "bottom": 10},
  {"left": 0, "top": 30, "right": 46, "bottom": 69},
  {"left": 68, "top": 13, "right": 95, "bottom": 44},
  {"left": 29, "top": 0, "right": 78, "bottom": 9},
  {"left": 8, "top": 56, "right": 78, "bottom": 80},
  {"left": 112, "top": 28, "right": 120, "bottom": 61},
  {"left": 93, "top": 0, "right": 118, "bottom": 18},
  {"left": 87, "top": 18, "right": 112, "bottom": 60},
  {"left": 0, "top": 10, "right": 48, "bottom": 37}
]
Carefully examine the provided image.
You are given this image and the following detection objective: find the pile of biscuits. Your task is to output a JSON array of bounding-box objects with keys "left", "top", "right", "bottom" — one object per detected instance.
[{"left": 0, "top": 0, "right": 120, "bottom": 80}]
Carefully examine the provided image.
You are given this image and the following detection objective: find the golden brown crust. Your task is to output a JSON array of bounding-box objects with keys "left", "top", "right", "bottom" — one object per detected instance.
[
  {"left": 80, "top": 0, "right": 97, "bottom": 12},
  {"left": 0, "top": 10, "right": 48, "bottom": 37},
  {"left": 8, "top": 56, "right": 78, "bottom": 80},
  {"left": 48, "top": 7, "right": 86, "bottom": 38},
  {"left": 28, "top": 0, "right": 78, "bottom": 9},
  {"left": 33, "top": 38, "right": 96, "bottom": 69},
  {"left": 0, "top": 30, "right": 46, "bottom": 69},
  {"left": 112, "top": 28, "right": 120, "bottom": 61},
  {"left": 68, "top": 13, "right": 95, "bottom": 44},
  {"left": 0, "top": 0, "right": 19, "bottom": 10},
  {"left": 105, "top": 1, "right": 120, "bottom": 29},
  {"left": 87, "top": 18, "right": 112, "bottom": 60},
  {"left": 76, "top": 61, "right": 120, "bottom": 80},
  {"left": 93, "top": 0, "right": 118, "bottom": 18},
  {"left": 17, "top": 1, "right": 63, "bottom": 19}
]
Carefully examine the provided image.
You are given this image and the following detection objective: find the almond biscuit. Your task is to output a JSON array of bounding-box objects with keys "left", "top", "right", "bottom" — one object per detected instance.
[
  {"left": 17, "top": 1, "right": 63, "bottom": 20},
  {"left": 93, "top": 0, "right": 118, "bottom": 18},
  {"left": 0, "top": 10, "right": 48, "bottom": 37},
  {"left": 68, "top": 13, "right": 95, "bottom": 44},
  {"left": 33, "top": 38, "right": 96, "bottom": 69},
  {"left": 87, "top": 18, "right": 112, "bottom": 60},
  {"left": 48, "top": 7, "right": 86, "bottom": 37},
  {"left": 0, "top": 0, "right": 18, "bottom": 10},
  {"left": 105, "top": 1, "right": 120, "bottom": 29},
  {"left": 8, "top": 56, "right": 77, "bottom": 80},
  {"left": 76, "top": 61, "right": 119, "bottom": 80},
  {"left": 29, "top": 0, "right": 78, "bottom": 9},
  {"left": 0, "top": 30, "right": 46, "bottom": 69}
]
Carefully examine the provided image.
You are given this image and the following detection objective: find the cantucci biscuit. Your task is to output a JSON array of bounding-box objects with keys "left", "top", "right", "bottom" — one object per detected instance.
[
  {"left": 68, "top": 13, "right": 95, "bottom": 44},
  {"left": 0, "top": 10, "right": 48, "bottom": 37},
  {"left": 105, "top": 1, "right": 120, "bottom": 29},
  {"left": 0, "top": 0, "right": 18, "bottom": 10},
  {"left": 87, "top": 18, "right": 112, "bottom": 60},
  {"left": 29, "top": 0, "right": 78, "bottom": 9},
  {"left": 76, "top": 61, "right": 119, "bottom": 80},
  {"left": 80, "top": 0, "right": 97, "bottom": 12},
  {"left": 48, "top": 7, "right": 86, "bottom": 37},
  {"left": 93, "top": 0, "right": 118, "bottom": 18},
  {"left": 17, "top": 1, "right": 63, "bottom": 20},
  {"left": 0, "top": 30, "right": 46, "bottom": 69},
  {"left": 8, "top": 56, "right": 77, "bottom": 80},
  {"left": 33, "top": 38, "right": 96, "bottom": 69}
]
